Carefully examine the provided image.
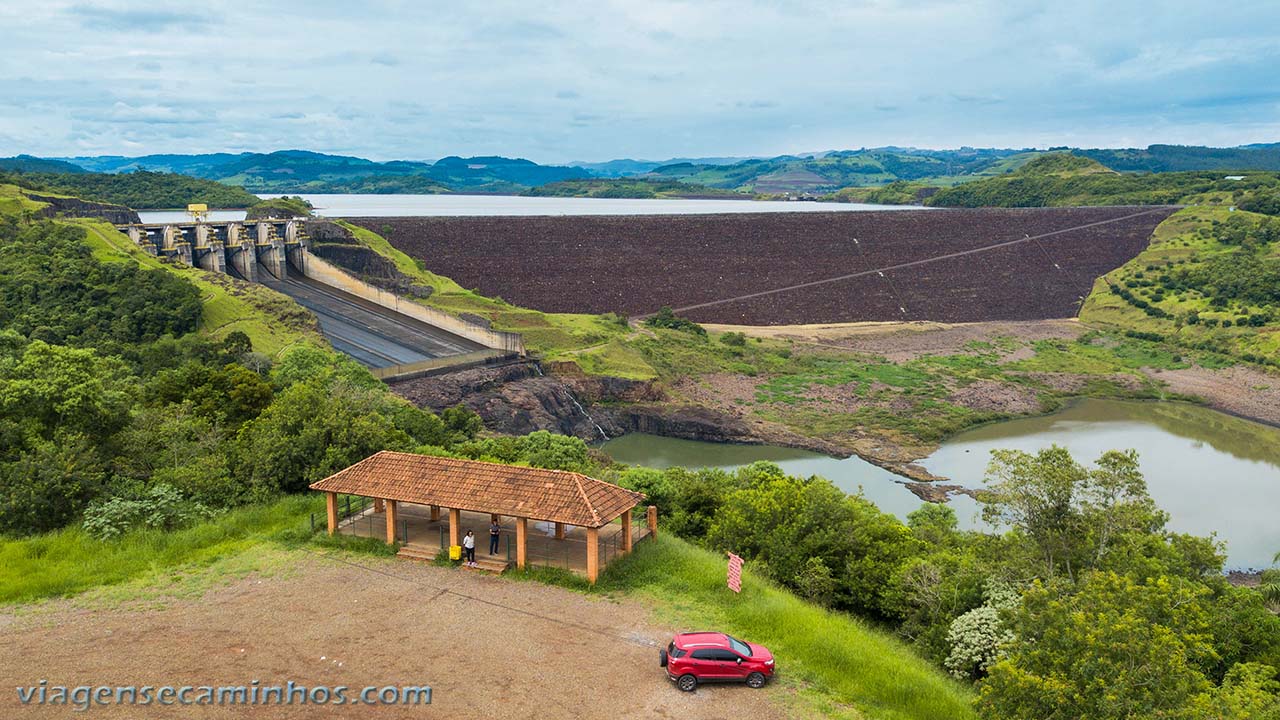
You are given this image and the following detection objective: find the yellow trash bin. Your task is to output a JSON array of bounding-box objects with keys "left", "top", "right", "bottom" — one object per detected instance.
[{"left": 449, "top": 545, "right": 462, "bottom": 561}]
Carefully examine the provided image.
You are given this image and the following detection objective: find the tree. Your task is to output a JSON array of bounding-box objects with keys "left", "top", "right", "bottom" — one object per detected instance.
[
  {"left": 0, "top": 434, "right": 106, "bottom": 534},
  {"left": 0, "top": 340, "right": 134, "bottom": 445},
  {"left": 944, "top": 582, "right": 1019, "bottom": 680},
  {"left": 980, "top": 446, "right": 1167, "bottom": 581},
  {"left": 707, "top": 471, "right": 921, "bottom": 616},
  {"left": 978, "top": 572, "right": 1218, "bottom": 719},
  {"left": 1262, "top": 552, "right": 1280, "bottom": 610}
]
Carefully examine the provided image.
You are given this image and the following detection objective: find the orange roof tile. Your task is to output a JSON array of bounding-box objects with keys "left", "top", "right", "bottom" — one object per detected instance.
[{"left": 309, "top": 451, "right": 644, "bottom": 527}]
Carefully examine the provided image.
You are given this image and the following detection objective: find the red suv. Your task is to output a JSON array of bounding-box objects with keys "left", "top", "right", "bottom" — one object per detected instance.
[{"left": 660, "top": 632, "right": 775, "bottom": 692}]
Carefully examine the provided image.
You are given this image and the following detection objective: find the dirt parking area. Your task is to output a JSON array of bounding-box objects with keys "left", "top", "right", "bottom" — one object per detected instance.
[{"left": 0, "top": 551, "right": 785, "bottom": 719}]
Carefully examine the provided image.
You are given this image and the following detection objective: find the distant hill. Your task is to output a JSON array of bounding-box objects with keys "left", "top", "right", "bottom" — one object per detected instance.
[
  {"left": 31, "top": 142, "right": 1280, "bottom": 197},
  {"left": 925, "top": 152, "right": 1280, "bottom": 207},
  {"left": 0, "top": 155, "right": 87, "bottom": 173},
  {"left": 521, "top": 178, "right": 747, "bottom": 199},
  {"left": 642, "top": 147, "right": 1042, "bottom": 193},
  {"left": 569, "top": 156, "right": 758, "bottom": 176},
  {"left": 1078, "top": 144, "right": 1280, "bottom": 173},
  {"left": 52, "top": 150, "right": 589, "bottom": 193}
]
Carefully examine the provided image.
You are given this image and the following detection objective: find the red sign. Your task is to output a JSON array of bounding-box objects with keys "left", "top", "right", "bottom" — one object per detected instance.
[{"left": 727, "top": 552, "right": 743, "bottom": 593}]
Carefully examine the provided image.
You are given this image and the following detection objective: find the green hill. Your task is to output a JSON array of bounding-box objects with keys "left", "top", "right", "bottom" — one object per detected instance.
[
  {"left": 1080, "top": 143, "right": 1280, "bottom": 172},
  {"left": 0, "top": 155, "right": 87, "bottom": 173},
  {"left": 926, "top": 152, "right": 1280, "bottom": 208},
  {"left": 0, "top": 169, "right": 260, "bottom": 209}
]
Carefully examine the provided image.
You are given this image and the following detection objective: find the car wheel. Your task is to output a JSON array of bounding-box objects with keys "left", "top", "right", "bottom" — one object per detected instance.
[
  {"left": 659, "top": 650, "right": 668, "bottom": 667},
  {"left": 677, "top": 674, "right": 697, "bottom": 692},
  {"left": 746, "top": 672, "right": 766, "bottom": 689}
]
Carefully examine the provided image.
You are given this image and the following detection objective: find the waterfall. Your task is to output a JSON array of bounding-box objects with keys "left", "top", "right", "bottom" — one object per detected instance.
[
  {"left": 530, "top": 360, "right": 607, "bottom": 440},
  {"left": 567, "top": 393, "right": 610, "bottom": 441}
]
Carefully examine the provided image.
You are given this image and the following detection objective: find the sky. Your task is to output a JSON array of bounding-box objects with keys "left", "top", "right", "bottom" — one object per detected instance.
[{"left": 1, "top": 1, "right": 1279, "bottom": 163}]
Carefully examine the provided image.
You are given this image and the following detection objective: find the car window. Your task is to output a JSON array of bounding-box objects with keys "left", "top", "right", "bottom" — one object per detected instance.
[
  {"left": 669, "top": 646, "right": 687, "bottom": 658},
  {"left": 711, "top": 649, "right": 740, "bottom": 662},
  {"left": 690, "top": 649, "right": 717, "bottom": 660},
  {"left": 726, "top": 636, "right": 752, "bottom": 656}
]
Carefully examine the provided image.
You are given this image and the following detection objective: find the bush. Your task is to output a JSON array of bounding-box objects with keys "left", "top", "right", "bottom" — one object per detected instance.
[
  {"left": 644, "top": 306, "right": 706, "bottom": 336},
  {"left": 81, "top": 484, "right": 213, "bottom": 540},
  {"left": 720, "top": 331, "right": 748, "bottom": 347}
]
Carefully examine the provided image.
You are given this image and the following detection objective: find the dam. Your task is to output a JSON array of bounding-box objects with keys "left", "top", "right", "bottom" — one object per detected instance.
[{"left": 116, "top": 218, "right": 524, "bottom": 377}]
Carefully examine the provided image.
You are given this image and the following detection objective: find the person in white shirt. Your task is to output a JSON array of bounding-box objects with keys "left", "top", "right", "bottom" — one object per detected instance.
[{"left": 462, "top": 530, "right": 476, "bottom": 566}]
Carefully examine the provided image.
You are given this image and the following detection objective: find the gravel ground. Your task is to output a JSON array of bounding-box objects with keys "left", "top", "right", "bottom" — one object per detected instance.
[
  {"left": 0, "top": 552, "right": 785, "bottom": 719},
  {"left": 1143, "top": 364, "right": 1280, "bottom": 427}
]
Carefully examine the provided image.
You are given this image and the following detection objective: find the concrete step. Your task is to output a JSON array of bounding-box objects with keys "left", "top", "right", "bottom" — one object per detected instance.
[
  {"left": 461, "top": 555, "right": 512, "bottom": 574},
  {"left": 397, "top": 544, "right": 440, "bottom": 562}
]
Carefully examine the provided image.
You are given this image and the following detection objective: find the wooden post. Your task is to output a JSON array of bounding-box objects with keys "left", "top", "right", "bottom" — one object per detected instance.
[
  {"left": 586, "top": 527, "right": 600, "bottom": 583},
  {"left": 449, "top": 508, "right": 461, "bottom": 547},
  {"left": 515, "top": 516, "right": 528, "bottom": 569},
  {"left": 385, "top": 500, "right": 398, "bottom": 545},
  {"left": 621, "top": 512, "right": 633, "bottom": 553},
  {"left": 373, "top": 498, "right": 385, "bottom": 513},
  {"left": 430, "top": 505, "right": 440, "bottom": 522},
  {"left": 325, "top": 492, "right": 337, "bottom": 535},
  {"left": 647, "top": 505, "right": 658, "bottom": 541},
  {"left": 554, "top": 522, "right": 565, "bottom": 540}
]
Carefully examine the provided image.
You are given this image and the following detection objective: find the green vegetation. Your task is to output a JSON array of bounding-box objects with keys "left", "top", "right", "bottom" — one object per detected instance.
[
  {"left": 600, "top": 536, "right": 978, "bottom": 720},
  {"left": 1079, "top": 143, "right": 1280, "bottom": 173},
  {"left": 523, "top": 178, "right": 745, "bottom": 199},
  {"left": 0, "top": 155, "right": 86, "bottom": 174},
  {"left": 643, "top": 306, "right": 707, "bottom": 335},
  {"left": 75, "top": 219, "right": 321, "bottom": 356},
  {"left": 0, "top": 495, "right": 321, "bottom": 603},
  {"left": 1081, "top": 206, "right": 1280, "bottom": 363},
  {"left": 61, "top": 150, "right": 584, "bottom": 194},
  {"left": 927, "top": 152, "right": 1280, "bottom": 208},
  {"left": 0, "top": 203, "right": 490, "bottom": 541},
  {"left": 245, "top": 195, "right": 313, "bottom": 219},
  {"left": 0, "top": 170, "right": 259, "bottom": 209},
  {"left": 608, "top": 446, "right": 1280, "bottom": 717}
]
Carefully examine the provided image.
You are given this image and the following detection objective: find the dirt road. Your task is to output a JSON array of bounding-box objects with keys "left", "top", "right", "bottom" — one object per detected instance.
[{"left": 0, "top": 551, "right": 785, "bottom": 719}]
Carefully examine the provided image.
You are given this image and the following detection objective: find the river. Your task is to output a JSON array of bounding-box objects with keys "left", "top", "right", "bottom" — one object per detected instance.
[
  {"left": 136, "top": 194, "right": 922, "bottom": 223},
  {"left": 601, "top": 399, "right": 1280, "bottom": 568}
]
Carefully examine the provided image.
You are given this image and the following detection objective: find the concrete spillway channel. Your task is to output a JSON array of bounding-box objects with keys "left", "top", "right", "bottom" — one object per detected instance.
[
  {"left": 258, "top": 273, "right": 485, "bottom": 367},
  {"left": 118, "top": 219, "right": 523, "bottom": 377}
]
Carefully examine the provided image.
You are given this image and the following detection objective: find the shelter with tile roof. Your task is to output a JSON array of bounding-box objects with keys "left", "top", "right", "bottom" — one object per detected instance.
[{"left": 310, "top": 451, "right": 654, "bottom": 582}]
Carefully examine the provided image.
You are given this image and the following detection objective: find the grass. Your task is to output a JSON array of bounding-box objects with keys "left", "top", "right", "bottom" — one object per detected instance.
[
  {"left": 0, "top": 495, "right": 326, "bottom": 604},
  {"left": 0, "top": 183, "right": 51, "bottom": 217},
  {"left": 73, "top": 219, "right": 324, "bottom": 358},
  {"left": 595, "top": 536, "right": 978, "bottom": 720},
  {"left": 1080, "top": 206, "right": 1280, "bottom": 363}
]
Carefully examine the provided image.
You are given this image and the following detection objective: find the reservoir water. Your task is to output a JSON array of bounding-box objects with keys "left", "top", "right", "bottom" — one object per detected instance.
[
  {"left": 136, "top": 194, "right": 922, "bottom": 223},
  {"left": 602, "top": 399, "right": 1280, "bottom": 568}
]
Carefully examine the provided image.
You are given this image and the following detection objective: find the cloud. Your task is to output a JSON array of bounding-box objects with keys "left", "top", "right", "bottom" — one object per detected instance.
[
  {"left": 67, "top": 4, "right": 214, "bottom": 32},
  {"left": 0, "top": 1, "right": 1276, "bottom": 161}
]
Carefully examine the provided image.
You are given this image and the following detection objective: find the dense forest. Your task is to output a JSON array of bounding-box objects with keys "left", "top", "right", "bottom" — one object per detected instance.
[{"left": 0, "top": 169, "right": 260, "bottom": 209}]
